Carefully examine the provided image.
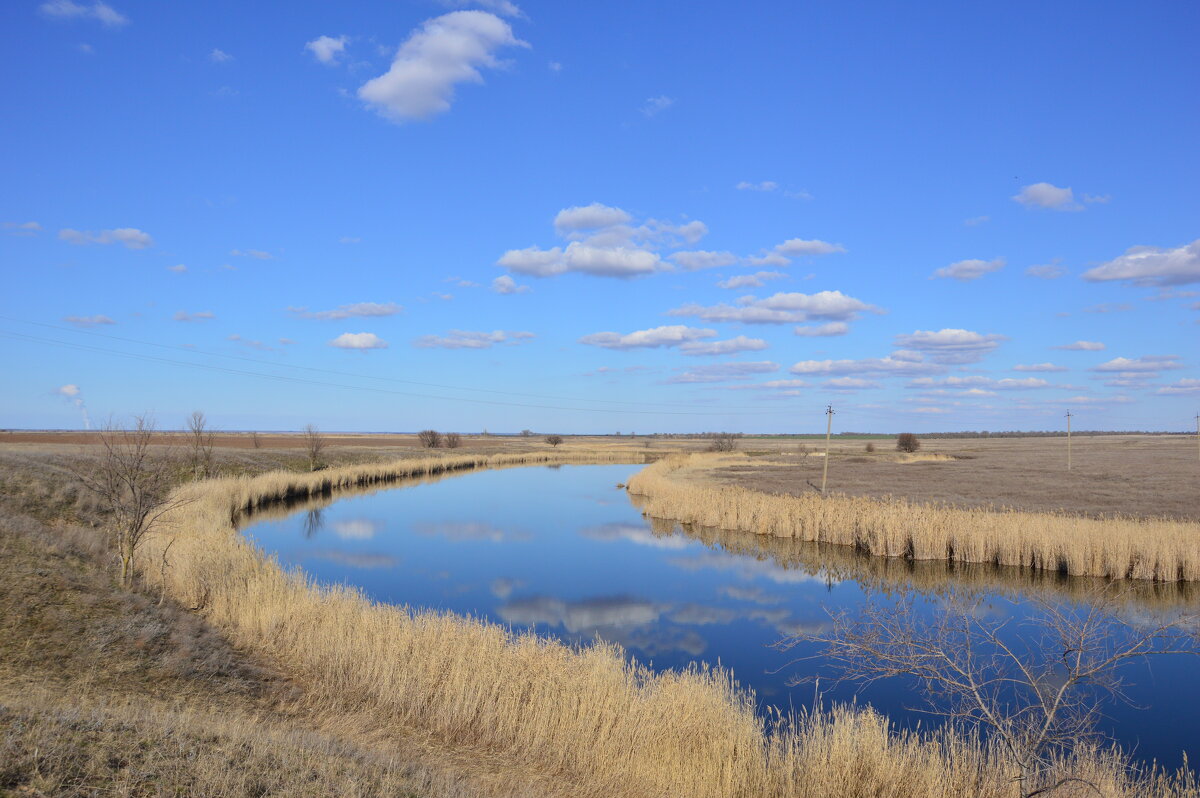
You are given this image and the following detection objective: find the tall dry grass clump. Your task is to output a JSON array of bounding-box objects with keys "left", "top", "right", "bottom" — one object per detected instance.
[
  {"left": 131, "top": 451, "right": 1196, "bottom": 797},
  {"left": 628, "top": 454, "right": 1200, "bottom": 583}
]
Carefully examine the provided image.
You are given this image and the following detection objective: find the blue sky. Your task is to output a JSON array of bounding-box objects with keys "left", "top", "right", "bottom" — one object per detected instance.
[{"left": 2, "top": 0, "right": 1197, "bottom": 433}]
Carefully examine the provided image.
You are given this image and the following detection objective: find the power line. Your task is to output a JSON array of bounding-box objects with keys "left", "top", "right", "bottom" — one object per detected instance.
[
  {"left": 0, "top": 314, "right": 775, "bottom": 414},
  {"left": 0, "top": 329, "right": 791, "bottom": 418}
]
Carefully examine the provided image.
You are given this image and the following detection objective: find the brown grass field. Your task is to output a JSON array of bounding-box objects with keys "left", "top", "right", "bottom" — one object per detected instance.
[{"left": 1, "top": 432, "right": 1199, "bottom": 796}]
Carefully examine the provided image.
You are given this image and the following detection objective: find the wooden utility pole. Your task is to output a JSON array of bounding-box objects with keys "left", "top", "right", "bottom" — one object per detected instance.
[
  {"left": 820, "top": 405, "right": 835, "bottom": 494},
  {"left": 1195, "top": 414, "right": 1199, "bottom": 463},
  {"left": 1065, "top": 410, "right": 1073, "bottom": 472}
]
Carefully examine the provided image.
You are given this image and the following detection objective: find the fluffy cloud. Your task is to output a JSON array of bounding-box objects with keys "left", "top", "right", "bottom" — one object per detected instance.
[
  {"left": 554, "top": 202, "right": 633, "bottom": 233},
  {"left": 717, "top": 271, "right": 785, "bottom": 290},
  {"left": 492, "top": 275, "right": 530, "bottom": 294},
  {"left": 172, "top": 310, "right": 215, "bottom": 322},
  {"left": 736, "top": 181, "right": 778, "bottom": 192},
  {"left": 1012, "top": 182, "right": 1081, "bottom": 211},
  {"left": 1090, "top": 355, "right": 1181, "bottom": 374},
  {"left": 775, "top": 238, "right": 845, "bottom": 256},
  {"left": 40, "top": 0, "right": 127, "bottom": 27},
  {"left": 932, "top": 257, "right": 1005, "bottom": 281},
  {"left": 167, "top": 264, "right": 187, "bottom": 273},
  {"left": 1025, "top": 262, "right": 1067, "bottom": 279},
  {"left": 670, "top": 250, "right": 739, "bottom": 271},
  {"left": 63, "top": 314, "right": 114, "bottom": 327},
  {"left": 824, "top": 377, "right": 879, "bottom": 390},
  {"left": 1013, "top": 362, "right": 1067, "bottom": 373},
  {"left": 59, "top": 227, "right": 152, "bottom": 249},
  {"left": 305, "top": 35, "right": 347, "bottom": 65},
  {"left": 666, "top": 361, "right": 778, "bottom": 383},
  {"left": 580, "top": 325, "right": 715, "bottom": 350},
  {"left": 679, "top": 336, "right": 768, "bottom": 356},
  {"left": 358, "top": 11, "right": 527, "bottom": 122},
  {"left": 438, "top": 0, "right": 524, "bottom": 16},
  {"left": 1081, "top": 240, "right": 1200, "bottom": 287},
  {"left": 789, "top": 356, "right": 943, "bottom": 377},
  {"left": 641, "top": 95, "right": 674, "bottom": 117},
  {"left": 723, "top": 379, "right": 808, "bottom": 391},
  {"left": 670, "top": 290, "right": 879, "bottom": 325},
  {"left": 288, "top": 302, "right": 402, "bottom": 320},
  {"left": 209, "top": 48, "right": 233, "bottom": 63},
  {"left": 231, "top": 248, "right": 274, "bottom": 259},
  {"left": 414, "top": 329, "right": 533, "bottom": 349},
  {"left": 793, "top": 322, "right": 848, "bottom": 337},
  {"left": 1053, "top": 340, "right": 1105, "bottom": 351},
  {"left": 893, "top": 329, "right": 1005, "bottom": 364},
  {"left": 1157, "top": 379, "right": 1200, "bottom": 396},
  {"left": 3, "top": 221, "right": 42, "bottom": 236},
  {"left": 329, "top": 332, "right": 388, "bottom": 350},
  {"left": 908, "top": 376, "right": 1054, "bottom": 390}
]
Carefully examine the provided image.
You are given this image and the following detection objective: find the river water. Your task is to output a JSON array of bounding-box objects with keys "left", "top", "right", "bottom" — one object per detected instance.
[{"left": 241, "top": 462, "right": 1199, "bottom": 768}]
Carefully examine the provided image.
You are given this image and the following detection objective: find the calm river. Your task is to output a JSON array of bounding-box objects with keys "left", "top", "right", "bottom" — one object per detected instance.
[{"left": 241, "top": 463, "right": 1199, "bottom": 768}]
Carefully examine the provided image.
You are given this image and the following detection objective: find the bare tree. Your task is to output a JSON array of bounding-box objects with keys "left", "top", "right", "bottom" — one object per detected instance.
[
  {"left": 418, "top": 429, "right": 442, "bottom": 448},
  {"left": 302, "top": 424, "right": 325, "bottom": 471},
  {"left": 783, "top": 587, "right": 1200, "bottom": 796},
  {"left": 707, "top": 432, "right": 737, "bottom": 452},
  {"left": 186, "top": 410, "right": 215, "bottom": 478},
  {"left": 248, "top": 430, "right": 262, "bottom": 449},
  {"left": 896, "top": 432, "right": 920, "bottom": 453},
  {"left": 74, "top": 415, "right": 190, "bottom": 588},
  {"left": 520, "top": 429, "right": 534, "bottom": 438},
  {"left": 545, "top": 435, "right": 563, "bottom": 447},
  {"left": 444, "top": 432, "right": 462, "bottom": 449}
]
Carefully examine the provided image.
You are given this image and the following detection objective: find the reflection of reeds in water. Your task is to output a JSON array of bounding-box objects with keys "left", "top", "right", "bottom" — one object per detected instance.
[
  {"left": 633, "top": 498, "right": 1200, "bottom": 612},
  {"left": 134, "top": 453, "right": 1194, "bottom": 797},
  {"left": 628, "top": 455, "right": 1200, "bottom": 583}
]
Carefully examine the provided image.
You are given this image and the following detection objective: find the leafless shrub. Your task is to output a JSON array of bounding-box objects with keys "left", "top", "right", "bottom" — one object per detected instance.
[
  {"left": 798, "top": 444, "right": 810, "bottom": 459},
  {"left": 545, "top": 435, "right": 563, "bottom": 447},
  {"left": 520, "top": 429, "right": 534, "bottom": 438},
  {"left": 186, "top": 410, "right": 215, "bottom": 478},
  {"left": 302, "top": 424, "right": 325, "bottom": 471},
  {"left": 249, "top": 431, "right": 262, "bottom": 449},
  {"left": 444, "top": 432, "right": 462, "bottom": 449},
  {"left": 783, "top": 586, "right": 1200, "bottom": 795},
  {"left": 865, "top": 441, "right": 876, "bottom": 453},
  {"left": 72, "top": 415, "right": 191, "bottom": 588},
  {"left": 418, "top": 429, "right": 442, "bottom": 448},
  {"left": 707, "top": 432, "right": 737, "bottom": 452},
  {"left": 896, "top": 432, "right": 920, "bottom": 453}
]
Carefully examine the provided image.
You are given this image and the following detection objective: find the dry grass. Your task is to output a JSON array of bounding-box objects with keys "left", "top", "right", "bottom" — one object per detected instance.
[
  {"left": 108, "top": 450, "right": 1198, "bottom": 797},
  {"left": 627, "top": 454, "right": 1200, "bottom": 583}
]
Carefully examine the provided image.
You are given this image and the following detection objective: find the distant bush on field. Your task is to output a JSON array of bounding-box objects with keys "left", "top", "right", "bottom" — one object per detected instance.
[
  {"left": 418, "top": 430, "right": 442, "bottom": 448},
  {"left": 545, "top": 435, "right": 563, "bottom": 447},
  {"left": 896, "top": 433, "right": 920, "bottom": 453},
  {"left": 444, "top": 433, "right": 462, "bottom": 449}
]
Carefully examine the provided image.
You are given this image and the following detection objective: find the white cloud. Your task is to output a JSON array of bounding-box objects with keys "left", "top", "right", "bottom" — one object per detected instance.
[
  {"left": 1157, "top": 379, "right": 1200, "bottom": 396},
  {"left": 492, "top": 275, "right": 530, "bottom": 294},
  {"left": 414, "top": 329, "right": 533, "bottom": 349},
  {"left": 717, "top": 271, "right": 785, "bottom": 290},
  {"left": 893, "top": 328, "right": 1006, "bottom": 364},
  {"left": 227, "top": 334, "right": 274, "bottom": 351},
  {"left": 932, "top": 257, "right": 1005, "bottom": 281},
  {"left": 666, "top": 361, "right": 778, "bottom": 383},
  {"left": 909, "top": 376, "right": 1054, "bottom": 391},
  {"left": 1082, "top": 239, "right": 1200, "bottom": 287},
  {"left": 1013, "top": 363, "right": 1067, "bottom": 373},
  {"left": 357, "top": 12, "right": 527, "bottom": 122},
  {"left": 679, "top": 336, "right": 768, "bottom": 356},
  {"left": 231, "top": 248, "right": 274, "bottom": 259},
  {"left": 306, "top": 35, "right": 348, "bottom": 65},
  {"left": 1091, "top": 355, "right": 1181, "bottom": 374},
  {"left": 63, "top": 314, "right": 114, "bottom": 327},
  {"left": 1083, "top": 302, "right": 1132, "bottom": 314},
  {"left": 438, "top": 0, "right": 524, "bottom": 17},
  {"left": 641, "top": 95, "right": 674, "bottom": 117},
  {"left": 329, "top": 332, "right": 388, "bottom": 350},
  {"left": 1053, "top": 340, "right": 1105, "bottom": 351},
  {"left": 580, "top": 325, "right": 715, "bottom": 351},
  {"left": 1083, "top": 193, "right": 1111, "bottom": 204},
  {"left": 825, "top": 377, "right": 879, "bottom": 390},
  {"left": 209, "top": 48, "right": 233, "bottom": 63},
  {"left": 670, "top": 290, "right": 879, "bottom": 325},
  {"left": 56, "top": 384, "right": 81, "bottom": 398},
  {"left": 1026, "top": 262, "right": 1067, "bottom": 279},
  {"left": 59, "top": 227, "right": 152, "bottom": 249},
  {"left": 775, "top": 238, "right": 845, "bottom": 256},
  {"left": 736, "top": 181, "right": 778, "bottom": 192},
  {"left": 288, "top": 302, "right": 403, "bottom": 321},
  {"left": 1012, "top": 182, "right": 1081, "bottom": 211},
  {"left": 670, "top": 250, "right": 738, "bottom": 271},
  {"left": 790, "top": 355, "right": 943, "bottom": 378},
  {"left": 723, "top": 379, "right": 808, "bottom": 391},
  {"left": 40, "top": 0, "right": 127, "bottom": 27},
  {"left": 793, "top": 321, "right": 848, "bottom": 337},
  {"left": 964, "top": 215, "right": 989, "bottom": 226},
  {"left": 744, "top": 252, "right": 791, "bottom": 268},
  {"left": 167, "top": 264, "right": 187, "bottom": 273},
  {"left": 173, "top": 310, "right": 215, "bottom": 322},
  {"left": 3, "top": 221, "right": 42, "bottom": 236},
  {"left": 554, "top": 202, "right": 632, "bottom": 233}
]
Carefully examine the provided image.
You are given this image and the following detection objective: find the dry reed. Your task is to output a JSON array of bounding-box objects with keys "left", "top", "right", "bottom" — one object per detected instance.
[
  {"left": 628, "top": 454, "right": 1200, "bottom": 583},
  {"left": 131, "top": 451, "right": 1195, "bottom": 797}
]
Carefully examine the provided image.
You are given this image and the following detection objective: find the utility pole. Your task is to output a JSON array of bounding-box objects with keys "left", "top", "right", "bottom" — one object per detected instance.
[
  {"left": 1065, "top": 410, "right": 1073, "bottom": 472},
  {"left": 1195, "top": 414, "right": 1199, "bottom": 463},
  {"left": 820, "top": 405, "right": 835, "bottom": 494}
]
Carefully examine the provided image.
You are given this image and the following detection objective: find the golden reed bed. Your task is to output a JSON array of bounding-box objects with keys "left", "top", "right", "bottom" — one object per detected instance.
[
  {"left": 134, "top": 452, "right": 1194, "bottom": 797},
  {"left": 627, "top": 454, "right": 1200, "bottom": 583}
]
